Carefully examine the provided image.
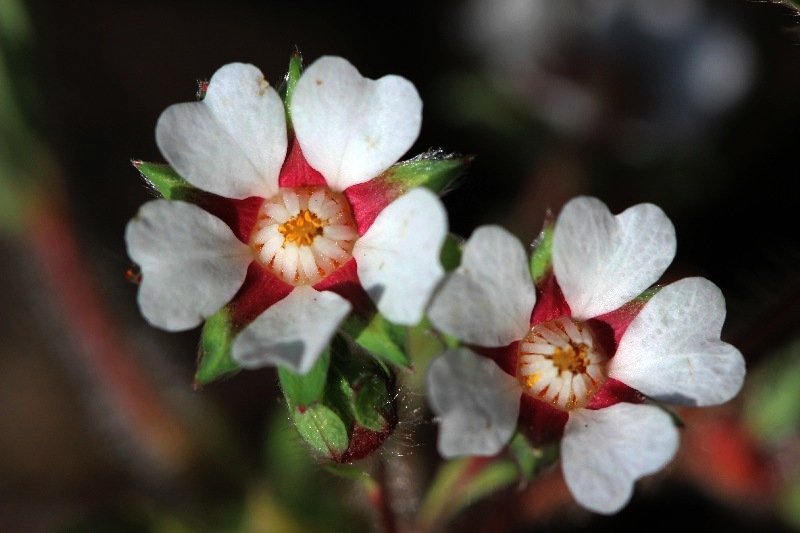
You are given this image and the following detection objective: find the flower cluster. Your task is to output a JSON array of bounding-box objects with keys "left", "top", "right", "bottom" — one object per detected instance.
[
  {"left": 426, "top": 196, "right": 746, "bottom": 513},
  {"left": 125, "top": 53, "right": 746, "bottom": 515}
]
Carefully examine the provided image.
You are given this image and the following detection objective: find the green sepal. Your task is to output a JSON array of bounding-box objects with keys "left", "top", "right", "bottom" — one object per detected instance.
[
  {"left": 383, "top": 149, "right": 472, "bottom": 195},
  {"left": 291, "top": 403, "right": 349, "bottom": 457},
  {"left": 440, "top": 233, "right": 464, "bottom": 272},
  {"left": 529, "top": 215, "right": 554, "bottom": 285},
  {"left": 340, "top": 313, "right": 409, "bottom": 367},
  {"left": 194, "top": 306, "right": 241, "bottom": 387},
  {"left": 327, "top": 347, "right": 394, "bottom": 432},
  {"left": 279, "top": 50, "right": 304, "bottom": 131},
  {"left": 351, "top": 377, "right": 392, "bottom": 431},
  {"left": 323, "top": 462, "right": 370, "bottom": 481},
  {"left": 508, "top": 433, "right": 558, "bottom": 480},
  {"left": 278, "top": 348, "right": 330, "bottom": 407},
  {"left": 132, "top": 160, "right": 198, "bottom": 201}
]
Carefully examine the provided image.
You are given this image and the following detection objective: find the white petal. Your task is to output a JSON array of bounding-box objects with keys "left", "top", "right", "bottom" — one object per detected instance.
[
  {"left": 428, "top": 225, "right": 536, "bottom": 347},
  {"left": 125, "top": 200, "right": 252, "bottom": 331},
  {"left": 426, "top": 349, "right": 522, "bottom": 458},
  {"left": 156, "top": 63, "right": 287, "bottom": 200},
  {"left": 553, "top": 197, "right": 676, "bottom": 319},
  {"left": 292, "top": 56, "right": 422, "bottom": 191},
  {"left": 562, "top": 404, "right": 679, "bottom": 514},
  {"left": 609, "top": 277, "right": 745, "bottom": 406},
  {"left": 232, "top": 286, "right": 351, "bottom": 374},
  {"left": 353, "top": 188, "right": 447, "bottom": 325}
]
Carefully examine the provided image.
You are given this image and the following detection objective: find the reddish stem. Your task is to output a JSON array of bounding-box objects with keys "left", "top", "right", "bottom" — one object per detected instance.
[{"left": 28, "top": 195, "right": 195, "bottom": 473}]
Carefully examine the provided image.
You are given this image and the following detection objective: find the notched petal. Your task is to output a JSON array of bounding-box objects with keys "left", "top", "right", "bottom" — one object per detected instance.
[
  {"left": 428, "top": 225, "right": 536, "bottom": 347},
  {"left": 156, "top": 63, "right": 288, "bottom": 199},
  {"left": 353, "top": 188, "right": 447, "bottom": 326},
  {"left": 562, "top": 404, "right": 679, "bottom": 514},
  {"left": 553, "top": 197, "right": 676, "bottom": 319},
  {"left": 609, "top": 277, "right": 745, "bottom": 407},
  {"left": 427, "top": 348, "right": 521, "bottom": 458},
  {"left": 125, "top": 200, "right": 252, "bottom": 331},
  {"left": 231, "top": 285, "right": 351, "bottom": 374},
  {"left": 292, "top": 56, "right": 422, "bottom": 191}
]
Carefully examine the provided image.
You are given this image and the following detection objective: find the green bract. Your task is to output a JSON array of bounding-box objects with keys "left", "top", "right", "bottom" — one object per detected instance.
[
  {"left": 195, "top": 307, "right": 239, "bottom": 386},
  {"left": 529, "top": 216, "right": 554, "bottom": 285},
  {"left": 383, "top": 149, "right": 472, "bottom": 196},
  {"left": 279, "top": 338, "right": 397, "bottom": 462},
  {"left": 133, "top": 160, "right": 197, "bottom": 201}
]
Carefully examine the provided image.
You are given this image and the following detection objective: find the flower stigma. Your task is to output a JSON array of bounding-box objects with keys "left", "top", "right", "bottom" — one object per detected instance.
[
  {"left": 517, "top": 317, "right": 607, "bottom": 410},
  {"left": 250, "top": 186, "right": 358, "bottom": 285}
]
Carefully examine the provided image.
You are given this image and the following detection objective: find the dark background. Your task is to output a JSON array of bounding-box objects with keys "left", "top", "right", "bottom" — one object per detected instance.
[{"left": 1, "top": 0, "right": 799, "bottom": 531}]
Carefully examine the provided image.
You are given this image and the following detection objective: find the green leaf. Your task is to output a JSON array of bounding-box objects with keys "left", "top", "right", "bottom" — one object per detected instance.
[
  {"left": 291, "top": 403, "right": 349, "bottom": 457},
  {"left": 194, "top": 307, "right": 241, "bottom": 386},
  {"left": 351, "top": 375, "right": 393, "bottom": 431},
  {"left": 278, "top": 349, "right": 330, "bottom": 406},
  {"left": 279, "top": 50, "right": 303, "bottom": 131},
  {"left": 133, "top": 160, "right": 198, "bottom": 201},
  {"left": 340, "top": 313, "right": 409, "bottom": 367},
  {"left": 383, "top": 149, "right": 472, "bottom": 195},
  {"left": 440, "top": 233, "right": 463, "bottom": 272},
  {"left": 529, "top": 216, "right": 554, "bottom": 284}
]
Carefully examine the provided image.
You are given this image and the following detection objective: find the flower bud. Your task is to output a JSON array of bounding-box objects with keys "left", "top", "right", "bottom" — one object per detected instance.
[{"left": 280, "top": 340, "right": 398, "bottom": 463}]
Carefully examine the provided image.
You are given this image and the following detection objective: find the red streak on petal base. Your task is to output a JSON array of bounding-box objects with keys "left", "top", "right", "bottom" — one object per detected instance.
[
  {"left": 344, "top": 176, "right": 404, "bottom": 236},
  {"left": 586, "top": 378, "right": 645, "bottom": 409},
  {"left": 278, "top": 137, "right": 327, "bottom": 188},
  {"left": 589, "top": 296, "right": 651, "bottom": 356},
  {"left": 474, "top": 342, "right": 519, "bottom": 378},
  {"left": 194, "top": 193, "right": 264, "bottom": 244},
  {"left": 227, "top": 262, "right": 294, "bottom": 330},
  {"left": 530, "top": 272, "right": 571, "bottom": 327},
  {"left": 518, "top": 394, "right": 569, "bottom": 446},
  {"left": 313, "top": 258, "right": 375, "bottom": 319}
]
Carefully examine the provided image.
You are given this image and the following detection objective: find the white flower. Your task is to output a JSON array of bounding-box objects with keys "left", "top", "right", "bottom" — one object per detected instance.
[
  {"left": 126, "top": 56, "right": 447, "bottom": 374},
  {"left": 426, "top": 196, "right": 745, "bottom": 514}
]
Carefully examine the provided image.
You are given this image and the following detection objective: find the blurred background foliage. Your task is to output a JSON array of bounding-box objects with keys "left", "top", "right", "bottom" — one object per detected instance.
[{"left": 1, "top": 0, "right": 800, "bottom": 531}]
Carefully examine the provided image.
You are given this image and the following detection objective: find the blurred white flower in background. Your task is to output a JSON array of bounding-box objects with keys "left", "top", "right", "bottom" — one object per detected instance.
[{"left": 459, "top": 0, "right": 756, "bottom": 157}]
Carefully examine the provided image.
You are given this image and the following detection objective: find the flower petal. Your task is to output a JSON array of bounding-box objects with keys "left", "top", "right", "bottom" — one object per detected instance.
[
  {"left": 231, "top": 285, "right": 351, "bottom": 374},
  {"left": 553, "top": 197, "right": 676, "bottom": 319},
  {"left": 562, "top": 404, "right": 679, "bottom": 514},
  {"left": 292, "top": 56, "right": 422, "bottom": 191},
  {"left": 427, "top": 349, "right": 521, "bottom": 458},
  {"left": 125, "top": 200, "right": 252, "bottom": 331},
  {"left": 353, "top": 188, "right": 447, "bottom": 325},
  {"left": 156, "top": 63, "right": 287, "bottom": 200},
  {"left": 428, "top": 226, "right": 535, "bottom": 347},
  {"left": 609, "top": 277, "right": 745, "bottom": 406}
]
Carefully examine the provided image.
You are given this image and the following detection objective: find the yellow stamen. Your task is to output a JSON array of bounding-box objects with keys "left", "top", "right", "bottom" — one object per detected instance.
[
  {"left": 517, "top": 317, "right": 608, "bottom": 411},
  {"left": 278, "top": 209, "right": 325, "bottom": 246},
  {"left": 551, "top": 344, "right": 589, "bottom": 374},
  {"left": 523, "top": 373, "right": 540, "bottom": 389}
]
